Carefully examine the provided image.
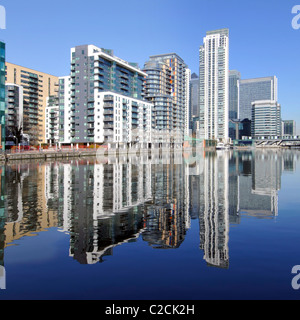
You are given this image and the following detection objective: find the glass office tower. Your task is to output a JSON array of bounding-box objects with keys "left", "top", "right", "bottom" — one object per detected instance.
[
  {"left": 239, "top": 76, "right": 278, "bottom": 121},
  {"left": 229, "top": 70, "right": 241, "bottom": 120},
  {"left": 251, "top": 100, "right": 281, "bottom": 139}
]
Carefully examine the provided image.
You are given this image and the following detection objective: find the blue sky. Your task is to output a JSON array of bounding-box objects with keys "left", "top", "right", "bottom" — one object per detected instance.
[{"left": 1, "top": 0, "right": 300, "bottom": 132}]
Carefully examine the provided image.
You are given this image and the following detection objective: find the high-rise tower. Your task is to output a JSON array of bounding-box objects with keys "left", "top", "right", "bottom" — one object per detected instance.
[
  {"left": 143, "top": 53, "right": 190, "bottom": 145},
  {"left": 239, "top": 76, "right": 278, "bottom": 121},
  {"left": 199, "top": 29, "right": 229, "bottom": 142}
]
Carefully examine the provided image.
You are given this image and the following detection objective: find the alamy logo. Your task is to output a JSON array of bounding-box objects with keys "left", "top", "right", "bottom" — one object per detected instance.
[
  {"left": 292, "top": 5, "right": 300, "bottom": 30},
  {"left": 0, "top": 5, "right": 5, "bottom": 29},
  {"left": 291, "top": 265, "right": 300, "bottom": 290}
]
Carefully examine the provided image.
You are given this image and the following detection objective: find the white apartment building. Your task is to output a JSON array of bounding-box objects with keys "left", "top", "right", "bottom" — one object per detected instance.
[
  {"left": 199, "top": 29, "right": 229, "bottom": 142},
  {"left": 185, "top": 68, "right": 191, "bottom": 137},
  {"left": 89, "top": 92, "right": 152, "bottom": 148},
  {"left": 58, "top": 76, "right": 72, "bottom": 144},
  {"left": 59, "top": 44, "right": 153, "bottom": 148},
  {"left": 45, "top": 96, "right": 59, "bottom": 145}
]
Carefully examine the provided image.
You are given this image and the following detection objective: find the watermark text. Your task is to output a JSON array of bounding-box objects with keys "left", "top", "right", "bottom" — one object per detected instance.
[
  {"left": 292, "top": 5, "right": 300, "bottom": 30},
  {"left": 292, "top": 265, "right": 300, "bottom": 290},
  {"left": 0, "top": 5, "right": 5, "bottom": 30}
]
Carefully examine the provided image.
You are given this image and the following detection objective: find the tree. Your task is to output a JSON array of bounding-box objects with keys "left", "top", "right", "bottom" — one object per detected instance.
[{"left": 10, "top": 125, "right": 23, "bottom": 145}]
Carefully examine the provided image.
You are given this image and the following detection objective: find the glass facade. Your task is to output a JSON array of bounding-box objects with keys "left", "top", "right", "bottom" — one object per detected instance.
[
  {"left": 229, "top": 118, "right": 251, "bottom": 140},
  {"left": 92, "top": 53, "right": 144, "bottom": 100},
  {"left": 0, "top": 42, "right": 5, "bottom": 150},
  {"left": 191, "top": 73, "right": 199, "bottom": 118},
  {"left": 239, "top": 76, "right": 277, "bottom": 121},
  {"left": 143, "top": 54, "right": 189, "bottom": 143},
  {"left": 251, "top": 100, "right": 281, "bottom": 138},
  {"left": 282, "top": 120, "right": 296, "bottom": 136},
  {"left": 229, "top": 70, "right": 240, "bottom": 120},
  {"left": 68, "top": 45, "right": 149, "bottom": 145},
  {"left": 143, "top": 59, "right": 172, "bottom": 133}
]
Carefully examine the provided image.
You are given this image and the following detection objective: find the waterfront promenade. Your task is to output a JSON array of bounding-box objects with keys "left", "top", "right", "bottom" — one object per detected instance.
[
  {"left": 1, "top": 137, "right": 300, "bottom": 162},
  {"left": 0, "top": 146, "right": 156, "bottom": 162}
]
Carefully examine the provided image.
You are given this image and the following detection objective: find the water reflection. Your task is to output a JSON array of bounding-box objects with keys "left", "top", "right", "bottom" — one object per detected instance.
[{"left": 0, "top": 150, "right": 299, "bottom": 271}]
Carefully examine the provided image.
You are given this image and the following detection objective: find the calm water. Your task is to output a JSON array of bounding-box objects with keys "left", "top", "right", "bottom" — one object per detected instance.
[{"left": 0, "top": 149, "right": 300, "bottom": 300}]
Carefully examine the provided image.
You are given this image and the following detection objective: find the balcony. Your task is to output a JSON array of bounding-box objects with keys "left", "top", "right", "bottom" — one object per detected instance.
[
  {"left": 87, "top": 129, "right": 95, "bottom": 136},
  {"left": 103, "top": 109, "right": 114, "bottom": 115},
  {"left": 94, "top": 81, "right": 104, "bottom": 89},
  {"left": 104, "top": 122, "right": 114, "bottom": 130},
  {"left": 7, "top": 116, "right": 15, "bottom": 121},
  {"left": 87, "top": 116, "right": 95, "bottom": 122},
  {"left": 120, "top": 79, "right": 129, "bottom": 86},
  {"left": 28, "top": 77, "right": 38, "bottom": 84},
  {"left": 103, "top": 129, "right": 114, "bottom": 136},
  {"left": 120, "top": 74, "right": 129, "bottom": 80},
  {"left": 104, "top": 103, "right": 114, "bottom": 109},
  {"left": 94, "top": 67, "right": 104, "bottom": 75},
  {"left": 104, "top": 116, "right": 114, "bottom": 122},
  {"left": 103, "top": 95, "right": 114, "bottom": 102}
]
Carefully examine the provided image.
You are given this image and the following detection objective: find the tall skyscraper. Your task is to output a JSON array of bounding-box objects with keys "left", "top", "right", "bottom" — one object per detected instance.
[
  {"left": 63, "top": 45, "right": 152, "bottom": 147},
  {"left": 143, "top": 53, "right": 190, "bottom": 145},
  {"left": 199, "top": 29, "right": 229, "bottom": 142},
  {"left": 190, "top": 73, "right": 200, "bottom": 135},
  {"left": 229, "top": 70, "right": 241, "bottom": 120},
  {"left": 239, "top": 76, "right": 278, "bottom": 121},
  {"left": 143, "top": 58, "right": 173, "bottom": 134},
  {"left": 5, "top": 62, "right": 59, "bottom": 145},
  {"left": 0, "top": 42, "right": 5, "bottom": 150},
  {"left": 185, "top": 68, "right": 191, "bottom": 137},
  {"left": 190, "top": 73, "right": 199, "bottom": 117}
]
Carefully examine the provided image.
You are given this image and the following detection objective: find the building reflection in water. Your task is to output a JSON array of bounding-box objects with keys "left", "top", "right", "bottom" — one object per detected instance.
[
  {"left": 197, "top": 151, "right": 230, "bottom": 269},
  {"left": 238, "top": 151, "right": 281, "bottom": 219},
  {"left": 142, "top": 153, "right": 190, "bottom": 249},
  {"left": 0, "top": 150, "right": 298, "bottom": 271}
]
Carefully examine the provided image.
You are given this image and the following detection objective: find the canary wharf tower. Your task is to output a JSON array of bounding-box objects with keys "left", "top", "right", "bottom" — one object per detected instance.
[{"left": 199, "top": 29, "right": 229, "bottom": 142}]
